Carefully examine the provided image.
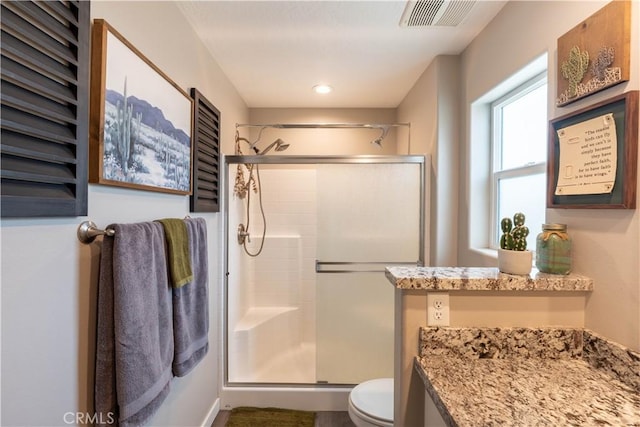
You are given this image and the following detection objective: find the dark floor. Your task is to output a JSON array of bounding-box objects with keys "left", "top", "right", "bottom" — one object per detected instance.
[{"left": 212, "top": 410, "right": 355, "bottom": 427}]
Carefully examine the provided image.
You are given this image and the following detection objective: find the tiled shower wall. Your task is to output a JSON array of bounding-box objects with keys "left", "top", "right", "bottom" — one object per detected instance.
[
  {"left": 247, "top": 167, "right": 318, "bottom": 344},
  {"left": 228, "top": 166, "right": 318, "bottom": 381}
]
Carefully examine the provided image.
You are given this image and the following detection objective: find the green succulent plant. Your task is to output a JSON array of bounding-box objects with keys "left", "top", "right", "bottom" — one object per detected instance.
[{"left": 500, "top": 212, "right": 529, "bottom": 251}]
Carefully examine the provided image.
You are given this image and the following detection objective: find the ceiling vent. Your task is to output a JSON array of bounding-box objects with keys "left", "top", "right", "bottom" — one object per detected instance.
[{"left": 399, "top": 0, "right": 476, "bottom": 27}]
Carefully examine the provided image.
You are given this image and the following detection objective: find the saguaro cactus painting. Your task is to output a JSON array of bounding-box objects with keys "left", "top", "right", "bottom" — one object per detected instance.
[{"left": 89, "top": 19, "right": 193, "bottom": 195}]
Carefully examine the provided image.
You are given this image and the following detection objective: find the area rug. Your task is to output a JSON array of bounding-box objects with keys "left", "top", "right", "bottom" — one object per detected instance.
[{"left": 226, "top": 406, "right": 316, "bottom": 427}]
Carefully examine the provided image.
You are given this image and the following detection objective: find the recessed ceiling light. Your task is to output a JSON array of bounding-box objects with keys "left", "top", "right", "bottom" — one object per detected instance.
[{"left": 313, "top": 84, "right": 333, "bottom": 94}]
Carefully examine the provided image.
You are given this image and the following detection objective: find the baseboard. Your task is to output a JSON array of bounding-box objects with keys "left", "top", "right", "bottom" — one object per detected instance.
[
  {"left": 201, "top": 397, "right": 220, "bottom": 427},
  {"left": 220, "top": 386, "right": 351, "bottom": 411}
]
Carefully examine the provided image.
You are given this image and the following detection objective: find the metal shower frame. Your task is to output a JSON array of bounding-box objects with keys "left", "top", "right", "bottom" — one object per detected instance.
[{"left": 222, "top": 154, "right": 426, "bottom": 391}]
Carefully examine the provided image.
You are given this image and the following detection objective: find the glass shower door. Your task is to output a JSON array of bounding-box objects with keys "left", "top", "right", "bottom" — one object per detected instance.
[{"left": 315, "top": 162, "right": 422, "bottom": 384}]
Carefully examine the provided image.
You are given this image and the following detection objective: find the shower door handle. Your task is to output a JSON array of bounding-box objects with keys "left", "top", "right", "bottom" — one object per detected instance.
[{"left": 315, "top": 260, "right": 422, "bottom": 274}]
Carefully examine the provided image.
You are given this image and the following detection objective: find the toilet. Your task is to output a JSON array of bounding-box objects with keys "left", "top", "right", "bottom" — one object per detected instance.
[{"left": 348, "top": 378, "right": 394, "bottom": 427}]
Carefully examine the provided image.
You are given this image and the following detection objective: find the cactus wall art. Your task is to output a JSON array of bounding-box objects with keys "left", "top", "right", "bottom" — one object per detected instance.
[
  {"left": 89, "top": 19, "right": 193, "bottom": 195},
  {"left": 556, "top": 0, "right": 630, "bottom": 106},
  {"left": 560, "top": 46, "right": 590, "bottom": 100}
]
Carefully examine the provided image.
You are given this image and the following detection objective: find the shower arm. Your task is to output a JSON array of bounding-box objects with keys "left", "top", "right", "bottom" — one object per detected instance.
[
  {"left": 236, "top": 136, "right": 260, "bottom": 153},
  {"left": 236, "top": 125, "right": 269, "bottom": 152},
  {"left": 236, "top": 122, "right": 411, "bottom": 150}
]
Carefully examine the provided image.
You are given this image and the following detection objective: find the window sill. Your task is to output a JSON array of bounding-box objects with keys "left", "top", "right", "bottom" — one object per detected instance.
[{"left": 470, "top": 247, "right": 498, "bottom": 260}]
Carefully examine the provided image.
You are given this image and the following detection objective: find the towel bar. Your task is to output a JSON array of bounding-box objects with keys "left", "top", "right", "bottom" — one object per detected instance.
[
  {"left": 77, "top": 217, "right": 192, "bottom": 244},
  {"left": 77, "top": 221, "right": 115, "bottom": 244}
]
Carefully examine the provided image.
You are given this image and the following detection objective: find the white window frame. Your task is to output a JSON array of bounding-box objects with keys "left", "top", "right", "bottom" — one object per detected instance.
[{"left": 489, "top": 72, "right": 547, "bottom": 249}]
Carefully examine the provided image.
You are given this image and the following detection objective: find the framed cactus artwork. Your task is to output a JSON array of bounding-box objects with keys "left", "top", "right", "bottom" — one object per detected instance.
[
  {"left": 556, "top": 0, "right": 631, "bottom": 107},
  {"left": 89, "top": 19, "right": 193, "bottom": 195}
]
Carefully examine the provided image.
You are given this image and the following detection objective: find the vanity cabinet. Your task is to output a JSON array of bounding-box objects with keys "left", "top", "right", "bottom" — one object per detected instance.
[{"left": 385, "top": 266, "right": 593, "bottom": 427}]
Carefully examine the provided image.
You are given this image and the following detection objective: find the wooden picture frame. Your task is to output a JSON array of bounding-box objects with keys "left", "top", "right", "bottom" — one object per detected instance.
[
  {"left": 556, "top": 0, "right": 631, "bottom": 107},
  {"left": 547, "top": 91, "right": 638, "bottom": 209},
  {"left": 89, "top": 19, "right": 193, "bottom": 195}
]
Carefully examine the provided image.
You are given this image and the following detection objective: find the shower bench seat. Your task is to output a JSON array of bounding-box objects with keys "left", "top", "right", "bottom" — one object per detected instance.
[{"left": 231, "top": 306, "right": 302, "bottom": 382}]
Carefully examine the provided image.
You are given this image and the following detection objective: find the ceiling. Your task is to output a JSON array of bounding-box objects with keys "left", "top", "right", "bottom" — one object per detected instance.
[{"left": 177, "top": 1, "right": 507, "bottom": 108}]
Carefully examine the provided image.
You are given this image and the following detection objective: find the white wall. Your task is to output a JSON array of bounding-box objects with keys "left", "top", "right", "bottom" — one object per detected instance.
[
  {"left": 246, "top": 108, "right": 399, "bottom": 155},
  {"left": 0, "top": 1, "right": 248, "bottom": 426},
  {"left": 457, "top": 1, "right": 640, "bottom": 351},
  {"left": 397, "top": 56, "right": 459, "bottom": 266}
]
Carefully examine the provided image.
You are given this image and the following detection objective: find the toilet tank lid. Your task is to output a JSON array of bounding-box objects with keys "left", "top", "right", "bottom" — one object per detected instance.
[{"left": 350, "top": 378, "right": 394, "bottom": 422}]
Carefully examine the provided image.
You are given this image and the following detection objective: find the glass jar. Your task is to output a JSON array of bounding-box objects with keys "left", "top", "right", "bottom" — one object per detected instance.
[{"left": 536, "top": 224, "right": 572, "bottom": 274}]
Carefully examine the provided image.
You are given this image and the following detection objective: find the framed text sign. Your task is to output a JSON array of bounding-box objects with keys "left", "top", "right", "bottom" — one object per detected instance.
[
  {"left": 547, "top": 91, "right": 638, "bottom": 209},
  {"left": 89, "top": 19, "right": 193, "bottom": 195}
]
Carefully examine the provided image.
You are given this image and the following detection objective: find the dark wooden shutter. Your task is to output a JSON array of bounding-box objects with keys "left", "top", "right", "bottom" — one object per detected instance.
[
  {"left": 190, "top": 88, "right": 220, "bottom": 213},
  {"left": 1, "top": 1, "right": 90, "bottom": 217}
]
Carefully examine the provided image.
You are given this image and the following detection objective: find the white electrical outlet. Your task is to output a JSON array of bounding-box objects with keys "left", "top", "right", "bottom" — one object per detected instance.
[{"left": 427, "top": 293, "right": 450, "bottom": 326}]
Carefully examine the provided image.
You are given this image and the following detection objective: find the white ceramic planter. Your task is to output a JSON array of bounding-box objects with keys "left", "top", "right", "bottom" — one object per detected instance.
[{"left": 498, "top": 249, "right": 533, "bottom": 275}]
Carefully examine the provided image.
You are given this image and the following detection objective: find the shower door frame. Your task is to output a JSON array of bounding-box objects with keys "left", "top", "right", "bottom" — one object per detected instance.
[{"left": 221, "top": 154, "right": 425, "bottom": 409}]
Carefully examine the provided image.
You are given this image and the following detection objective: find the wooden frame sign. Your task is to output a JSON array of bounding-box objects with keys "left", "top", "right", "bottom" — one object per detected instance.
[
  {"left": 89, "top": 19, "right": 193, "bottom": 195},
  {"left": 556, "top": 0, "right": 631, "bottom": 107},
  {"left": 548, "top": 91, "right": 638, "bottom": 209}
]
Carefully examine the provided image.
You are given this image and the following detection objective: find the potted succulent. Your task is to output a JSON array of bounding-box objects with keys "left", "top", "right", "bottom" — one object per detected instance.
[{"left": 498, "top": 212, "right": 532, "bottom": 275}]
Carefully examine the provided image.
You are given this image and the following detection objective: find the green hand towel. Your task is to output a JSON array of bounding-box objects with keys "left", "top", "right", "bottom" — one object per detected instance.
[{"left": 156, "top": 218, "right": 193, "bottom": 288}]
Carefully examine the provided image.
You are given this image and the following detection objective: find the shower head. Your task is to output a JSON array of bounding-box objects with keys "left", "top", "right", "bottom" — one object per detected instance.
[
  {"left": 253, "top": 138, "right": 290, "bottom": 155},
  {"left": 274, "top": 138, "right": 290, "bottom": 151}
]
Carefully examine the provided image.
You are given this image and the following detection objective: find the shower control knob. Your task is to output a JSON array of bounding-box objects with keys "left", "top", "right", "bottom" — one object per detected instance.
[{"left": 237, "top": 224, "right": 251, "bottom": 244}]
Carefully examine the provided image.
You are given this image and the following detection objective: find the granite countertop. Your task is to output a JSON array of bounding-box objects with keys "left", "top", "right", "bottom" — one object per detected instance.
[
  {"left": 386, "top": 266, "right": 593, "bottom": 291},
  {"left": 415, "top": 327, "right": 640, "bottom": 427}
]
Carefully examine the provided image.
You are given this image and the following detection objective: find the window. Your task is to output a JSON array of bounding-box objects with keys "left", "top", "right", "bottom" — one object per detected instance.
[{"left": 490, "top": 73, "right": 547, "bottom": 249}]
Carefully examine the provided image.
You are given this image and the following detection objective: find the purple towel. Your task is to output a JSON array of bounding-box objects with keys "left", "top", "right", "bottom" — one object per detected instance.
[
  {"left": 172, "top": 218, "right": 210, "bottom": 376},
  {"left": 95, "top": 222, "right": 173, "bottom": 426}
]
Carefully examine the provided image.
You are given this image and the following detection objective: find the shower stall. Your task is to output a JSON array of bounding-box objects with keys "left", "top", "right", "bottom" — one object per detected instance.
[{"left": 222, "top": 153, "right": 425, "bottom": 409}]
